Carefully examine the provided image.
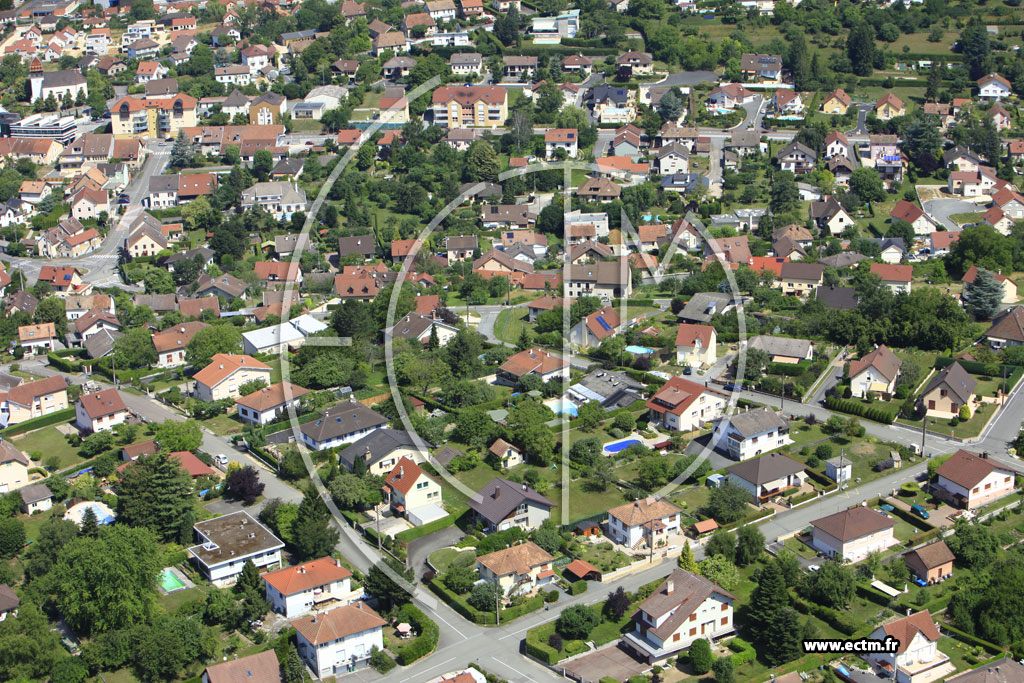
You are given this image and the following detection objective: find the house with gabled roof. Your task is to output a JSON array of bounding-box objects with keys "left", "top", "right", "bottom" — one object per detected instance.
[
  {"left": 985, "top": 305, "right": 1024, "bottom": 348},
  {"left": 621, "top": 569, "right": 736, "bottom": 664},
  {"left": 811, "top": 506, "right": 896, "bottom": 561},
  {"left": 747, "top": 335, "right": 813, "bottom": 363},
  {"left": 777, "top": 262, "right": 824, "bottom": 297},
  {"left": 863, "top": 611, "right": 953, "bottom": 683},
  {"left": 468, "top": 477, "right": 553, "bottom": 532},
  {"left": 488, "top": 437, "right": 525, "bottom": 468},
  {"left": 645, "top": 376, "right": 727, "bottom": 432},
  {"left": 920, "top": 361, "right": 976, "bottom": 419},
  {"left": 291, "top": 602, "right": 386, "bottom": 676},
  {"left": 606, "top": 496, "right": 681, "bottom": 548},
  {"left": 809, "top": 196, "right": 854, "bottom": 235},
  {"left": 263, "top": 556, "right": 353, "bottom": 618},
  {"left": 890, "top": 199, "right": 937, "bottom": 235},
  {"left": 152, "top": 321, "right": 208, "bottom": 368},
  {"left": 75, "top": 388, "right": 127, "bottom": 433},
  {"left": 235, "top": 381, "right": 309, "bottom": 426},
  {"left": 477, "top": 541, "right": 555, "bottom": 596},
  {"left": 849, "top": 345, "right": 902, "bottom": 399},
  {"left": 194, "top": 354, "right": 272, "bottom": 402},
  {"left": 299, "top": 401, "right": 389, "bottom": 452},
  {"left": 903, "top": 540, "right": 954, "bottom": 584},
  {"left": 933, "top": 449, "right": 1016, "bottom": 509},
  {"left": 977, "top": 72, "right": 1011, "bottom": 100},
  {"left": 713, "top": 408, "right": 792, "bottom": 462},
  {"left": 498, "top": 347, "right": 568, "bottom": 385},
  {"left": 675, "top": 323, "right": 716, "bottom": 368},
  {"left": 17, "top": 322, "right": 55, "bottom": 355},
  {"left": 821, "top": 88, "right": 850, "bottom": 114},
  {"left": 962, "top": 265, "right": 1017, "bottom": 304},
  {"left": 875, "top": 92, "right": 905, "bottom": 120},
  {"left": 0, "top": 440, "right": 30, "bottom": 492},
  {"left": 870, "top": 263, "right": 913, "bottom": 294},
  {"left": 569, "top": 305, "right": 621, "bottom": 348}
]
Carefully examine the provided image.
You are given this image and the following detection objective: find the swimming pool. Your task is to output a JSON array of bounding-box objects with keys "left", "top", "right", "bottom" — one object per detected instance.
[
  {"left": 624, "top": 345, "right": 655, "bottom": 355},
  {"left": 159, "top": 568, "right": 186, "bottom": 593},
  {"left": 605, "top": 439, "right": 641, "bottom": 453},
  {"left": 550, "top": 400, "right": 578, "bottom": 417}
]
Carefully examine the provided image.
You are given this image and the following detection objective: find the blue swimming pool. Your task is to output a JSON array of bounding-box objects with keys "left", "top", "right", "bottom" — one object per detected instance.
[
  {"left": 605, "top": 439, "right": 641, "bottom": 453},
  {"left": 551, "top": 400, "right": 578, "bottom": 417},
  {"left": 624, "top": 345, "right": 655, "bottom": 355}
]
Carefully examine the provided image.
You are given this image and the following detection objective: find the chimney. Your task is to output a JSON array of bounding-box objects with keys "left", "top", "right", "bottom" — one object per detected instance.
[
  {"left": 399, "top": 465, "right": 404, "bottom": 478},
  {"left": 311, "top": 612, "right": 317, "bottom": 623},
  {"left": 299, "top": 565, "right": 305, "bottom": 574},
  {"left": 666, "top": 579, "right": 674, "bottom": 594},
  {"left": 493, "top": 486, "right": 500, "bottom": 499},
  {"left": 336, "top": 557, "right": 342, "bottom": 568}
]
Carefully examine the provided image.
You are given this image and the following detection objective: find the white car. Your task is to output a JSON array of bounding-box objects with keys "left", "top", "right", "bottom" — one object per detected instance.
[
  {"left": 214, "top": 454, "right": 229, "bottom": 466},
  {"left": 807, "top": 565, "right": 821, "bottom": 572}
]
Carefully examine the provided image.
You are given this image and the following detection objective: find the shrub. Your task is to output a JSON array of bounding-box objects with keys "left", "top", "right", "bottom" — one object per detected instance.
[
  {"left": 548, "top": 632, "right": 563, "bottom": 651},
  {"left": 689, "top": 638, "right": 713, "bottom": 674},
  {"left": 570, "top": 580, "right": 587, "bottom": 595},
  {"left": 544, "top": 590, "right": 560, "bottom": 603},
  {"left": 556, "top": 605, "right": 599, "bottom": 640},
  {"left": 370, "top": 646, "right": 396, "bottom": 673},
  {"left": 393, "top": 604, "right": 440, "bottom": 665}
]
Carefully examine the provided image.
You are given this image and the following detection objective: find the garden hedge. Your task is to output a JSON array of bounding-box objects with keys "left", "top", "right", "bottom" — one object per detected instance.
[
  {"left": 394, "top": 513, "right": 456, "bottom": 543},
  {"left": 824, "top": 395, "right": 898, "bottom": 424},
  {"left": 793, "top": 597, "right": 859, "bottom": 636},
  {"left": 393, "top": 604, "right": 439, "bottom": 665},
  {"left": 0, "top": 408, "right": 75, "bottom": 437},
  {"left": 728, "top": 638, "right": 757, "bottom": 666},
  {"left": 856, "top": 583, "right": 894, "bottom": 607},
  {"left": 941, "top": 622, "right": 1004, "bottom": 655}
]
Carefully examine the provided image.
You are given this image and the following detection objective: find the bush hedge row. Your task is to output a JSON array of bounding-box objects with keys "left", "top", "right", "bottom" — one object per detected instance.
[
  {"left": 393, "top": 604, "right": 439, "bottom": 665},
  {"left": 394, "top": 514, "right": 456, "bottom": 543},
  {"left": 728, "top": 637, "right": 757, "bottom": 666},
  {"left": 824, "top": 395, "right": 897, "bottom": 424},
  {"left": 856, "top": 583, "right": 894, "bottom": 607},
  {"left": 793, "top": 597, "right": 859, "bottom": 636},
  {"left": 941, "top": 622, "right": 1004, "bottom": 655},
  {"left": 427, "top": 578, "right": 544, "bottom": 625},
  {"left": 0, "top": 408, "right": 75, "bottom": 437}
]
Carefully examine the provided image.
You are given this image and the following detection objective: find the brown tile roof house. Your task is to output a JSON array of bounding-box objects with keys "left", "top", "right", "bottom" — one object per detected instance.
[
  {"left": 0, "top": 439, "right": 28, "bottom": 467},
  {"left": 875, "top": 610, "right": 940, "bottom": 655},
  {"left": 203, "top": 650, "right": 282, "bottom": 683},
  {"left": 811, "top": 506, "right": 894, "bottom": 542},
  {"left": 467, "top": 477, "right": 554, "bottom": 527},
  {"left": 195, "top": 273, "right": 248, "bottom": 299},
  {"left": 632, "top": 569, "right": 736, "bottom": 642},
  {"left": 122, "top": 439, "right": 158, "bottom": 461},
  {"left": 254, "top": 261, "right": 302, "bottom": 283},
  {"left": 337, "top": 235, "right": 377, "bottom": 259},
  {"left": 986, "top": 306, "right": 1024, "bottom": 345},
  {"left": 178, "top": 296, "right": 220, "bottom": 319},
  {"left": 903, "top": 540, "right": 954, "bottom": 576},
  {"left": 499, "top": 347, "right": 567, "bottom": 380},
  {"left": 922, "top": 362, "right": 976, "bottom": 406},
  {"left": 291, "top": 602, "right": 386, "bottom": 646},
  {"left": 607, "top": 497, "right": 681, "bottom": 527},
  {"left": 477, "top": 541, "right": 553, "bottom": 577},
  {"left": 848, "top": 344, "right": 901, "bottom": 384},
  {"left": 936, "top": 449, "right": 1009, "bottom": 490},
  {"left": 577, "top": 177, "right": 621, "bottom": 199},
  {"left": 262, "top": 556, "right": 351, "bottom": 598},
  {"left": 78, "top": 388, "right": 126, "bottom": 420},
  {"left": 473, "top": 248, "right": 534, "bottom": 274},
  {"left": 869, "top": 263, "right": 913, "bottom": 283},
  {"left": 194, "top": 354, "right": 270, "bottom": 390},
  {"left": 235, "top": 381, "right": 310, "bottom": 414}
]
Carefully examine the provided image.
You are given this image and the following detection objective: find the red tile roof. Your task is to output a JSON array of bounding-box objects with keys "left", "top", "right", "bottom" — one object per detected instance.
[{"left": 262, "top": 556, "right": 352, "bottom": 596}]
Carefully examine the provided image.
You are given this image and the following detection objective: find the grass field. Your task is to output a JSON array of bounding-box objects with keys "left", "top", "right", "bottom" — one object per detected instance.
[
  {"left": 428, "top": 547, "right": 476, "bottom": 573},
  {"left": 12, "top": 425, "right": 81, "bottom": 469}
]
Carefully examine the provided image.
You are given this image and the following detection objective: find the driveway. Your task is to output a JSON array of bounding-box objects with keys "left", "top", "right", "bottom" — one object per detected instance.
[
  {"left": 559, "top": 643, "right": 649, "bottom": 683},
  {"left": 922, "top": 197, "right": 980, "bottom": 230},
  {"left": 407, "top": 525, "right": 465, "bottom": 579},
  {"left": 849, "top": 103, "right": 873, "bottom": 134},
  {"left": 654, "top": 70, "right": 718, "bottom": 87}
]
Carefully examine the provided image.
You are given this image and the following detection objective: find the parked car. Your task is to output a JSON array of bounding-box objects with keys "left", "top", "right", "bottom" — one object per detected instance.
[
  {"left": 683, "top": 366, "right": 692, "bottom": 375},
  {"left": 911, "top": 504, "right": 930, "bottom": 519},
  {"left": 723, "top": 383, "right": 741, "bottom": 392}
]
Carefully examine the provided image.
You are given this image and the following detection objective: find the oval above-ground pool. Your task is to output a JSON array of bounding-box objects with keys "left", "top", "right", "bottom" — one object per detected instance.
[
  {"left": 624, "top": 345, "right": 655, "bottom": 355},
  {"left": 605, "top": 438, "right": 641, "bottom": 453}
]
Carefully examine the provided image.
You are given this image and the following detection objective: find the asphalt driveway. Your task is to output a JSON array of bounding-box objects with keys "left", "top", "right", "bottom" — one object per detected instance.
[{"left": 408, "top": 525, "right": 465, "bottom": 579}]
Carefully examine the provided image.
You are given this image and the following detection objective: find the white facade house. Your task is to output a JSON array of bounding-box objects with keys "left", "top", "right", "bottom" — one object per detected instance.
[
  {"left": 725, "top": 453, "right": 806, "bottom": 505},
  {"left": 711, "top": 407, "right": 791, "bottom": 461},
  {"left": 74, "top": 388, "right": 128, "bottom": 433},
  {"left": 810, "top": 507, "right": 896, "bottom": 562},
  {"left": 263, "top": 556, "right": 353, "bottom": 618},
  {"left": 606, "top": 497, "right": 682, "bottom": 549},
  {"left": 934, "top": 449, "right": 1016, "bottom": 510},
  {"left": 299, "top": 401, "right": 389, "bottom": 451},
  {"left": 977, "top": 73, "right": 1011, "bottom": 100},
  {"left": 188, "top": 511, "right": 284, "bottom": 586},
  {"left": 235, "top": 381, "right": 310, "bottom": 426},
  {"left": 292, "top": 603, "right": 386, "bottom": 677},
  {"left": 863, "top": 611, "right": 954, "bottom": 683}
]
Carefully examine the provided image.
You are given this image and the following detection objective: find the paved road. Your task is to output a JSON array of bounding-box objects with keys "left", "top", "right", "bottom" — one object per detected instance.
[
  {"left": 806, "top": 350, "right": 846, "bottom": 407},
  {"left": 406, "top": 526, "right": 465, "bottom": 580},
  {"left": 849, "top": 103, "right": 873, "bottom": 135},
  {"left": 922, "top": 197, "right": 981, "bottom": 230}
]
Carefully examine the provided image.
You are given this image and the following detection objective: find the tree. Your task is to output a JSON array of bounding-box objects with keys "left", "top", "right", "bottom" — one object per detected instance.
[
  {"left": 24, "top": 516, "right": 78, "bottom": 581},
  {"left": 946, "top": 518, "right": 998, "bottom": 569},
  {"left": 364, "top": 558, "right": 414, "bottom": 608},
  {"left": 292, "top": 488, "right": 339, "bottom": 561},
  {"left": 699, "top": 555, "right": 739, "bottom": 590},
  {"left": 926, "top": 62, "right": 944, "bottom": 101},
  {"left": 0, "top": 518, "right": 25, "bottom": 558},
  {"left": 224, "top": 465, "right": 265, "bottom": 505},
  {"left": 734, "top": 525, "right": 764, "bottom": 567},
  {"left": 576, "top": 401, "right": 602, "bottom": 432},
  {"left": 960, "top": 20, "right": 992, "bottom": 79},
  {"left": 467, "top": 580, "right": 502, "bottom": 612},
  {"left": 787, "top": 33, "right": 812, "bottom": 90},
  {"left": 569, "top": 438, "right": 601, "bottom": 470},
  {"left": 605, "top": 586, "right": 630, "bottom": 620},
  {"left": 707, "top": 483, "right": 750, "bottom": 524},
  {"left": 657, "top": 87, "right": 686, "bottom": 122},
  {"left": 79, "top": 505, "right": 99, "bottom": 538},
  {"left": 946, "top": 223, "right": 1013, "bottom": 276},
  {"left": 799, "top": 560, "right": 855, "bottom": 608},
  {"left": 465, "top": 140, "right": 500, "bottom": 182},
  {"left": 637, "top": 456, "right": 670, "bottom": 491},
  {"left": 0, "top": 602, "right": 64, "bottom": 679},
  {"left": 252, "top": 149, "right": 274, "bottom": 182},
  {"left": 153, "top": 420, "right": 203, "bottom": 452},
  {"left": 504, "top": 399, "right": 556, "bottom": 465},
  {"left": 706, "top": 529, "right": 736, "bottom": 562},
  {"left": 442, "top": 561, "right": 476, "bottom": 594},
  {"left": 678, "top": 540, "right": 698, "bottom": 572},
  {"left": 774, "top": 549, "right": 802, "bottom": 587},
  {"left": 966, "top": 268, "right": 1005, "bottom": 319},
  {"left": 849, "top": 168, "right": 886, "bottom": 204},
  {"left": 493, "top": 6, "right": 520, "bottom": 46},
  {"left": 169, "top": 131, "right": 194, "bottom": 169},
  {"left": 116, "top": 452, "right": 195, "bottom": 543},
  {"left": 748, "top": 561, "right": 790, "bottom": 663},
  {"left": 769, "top": 171, "right": 800, "bottom": 214},
  {"left": 689, "top": 638, "right": 713, "bottom": 674},
  {"left": 328, "top": 472, "right": 383, "bottom": 510},
  {"left": 713, "top": 656, "right": 735, "bottom": 683},
  {"left": 532, "top": 519, "right": 561, "bottom": 554},
  {"left": 556, "top": 604, "right": 599, "bottom": 640},
  {"left": 51, "top": 525, "right": 160, "bottom": 634},
  {"left": 847, "top": 23, "right": 877, "bottom": 77},
  {"left": 452, "top": 408, "right": 495, "bottom": 450},
  {"left": 185, "top": 324, "right": 243, "bottom": 367}
]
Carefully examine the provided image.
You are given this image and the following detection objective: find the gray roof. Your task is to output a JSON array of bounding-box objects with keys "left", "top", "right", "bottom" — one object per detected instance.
[
  {"left": 339, "top": 429, "right": 424, "bottom": 470},
  {"left": 748, "top": 335, "right": 812, "bottom": 360},
  {"left": 818, "top": 252, "right": 868, "bottom": 269},
  {"left": 467, "top": 477, "right": 554, "bottom": 525},
  {"left": 777, "top": 141, "right": 817, "bottom": 161},
  {"left": 272, "top": 158, "right": 304, "bottom": 176},
  {"left": 166, "top": 246, "right": 215, "bottom": 265},
  {"left": 19, "top": 482, "right": 51, "bottom": 504},
  {"left": 83, "top": 328, "right": 121, "bottom": 359},
  {"left": 189, "top": 511, "right": 284, "bottom": 568},
  {"left": 678, "top": 292, "right": 735, "bottom": 323},
  {"left": 300, "top": 402, "right": 389, "bottom": 444},
  {"left": 944, "top": 658, "right": 1024, "bottom": 683},
  {"left": 387, "top": 312, "right": 434, "bottom": 340},
  {"left": 195, "top": 273, "right": 248, "bottom": 298},
  {"left": 726, "top": 452, "right": 804, "bottom": 485},
  {"left": 223, "top": 89, "right": 250, "bottom": 108},
  {"left": 432, "top": 446, "right": 462, "bottom": 467},
  {"left": 337, "top": 235, "right": 377, "bottom": 257},
  {"left": 570, "top": 370, "right": 644, "bottom": 409},
  {"left": 450, "top": 52, "right": 482, "bottom": 65},
  {"left": 814, "top": 285, "right": 859, "bottom": 310},
  {"left": 133, "top": 293, "right": 177, "bottom": 312},
  {"left": 922, "top": 361, "right": 976, "bottom": 405},
  {"left": 720, "top": 407, "right": 790, "bottom": 440},
  {"left": 0, "top": 584, "right": 18, "bottom": 613},
  {"left": 39, "top": 69, "right": 87, "bottom": 89},
  {"left": 866, "top": 237, "right": 906, "bottom": 254}
]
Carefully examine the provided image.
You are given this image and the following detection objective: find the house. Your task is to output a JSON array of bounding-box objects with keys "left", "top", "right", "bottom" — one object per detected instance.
[
  {"left": 986, "top": 306, "right": 1024, "bottom": 348},
  {"left": 477, "top": 542, "right": 555, "bottom": 596},
  {"left": 339, "top": 429, "right": 428, "bottom": 476},
  {"left": 3, "top": 375, "right": 68, "bottom": 426},
  {"left": 28, "top": 69, "right": 87, "bottom": 104},
  {"left": 890, "top": 200, "right": 937, "bottom": 235},
  {"left": 194, "top": 354, "right": 272, "bottom": 402},
  {"left": 202, "top": 650, "right": 282, "bottom": 683},
  {"left": 254, "top": 261, "right": 303, "bottom": 287},
  {"left": 299, "top": 401, "right": 389, "bottom": 451},
  {"left": 773, "top": 89, "right": 802, "bottom": 114},
  {"left": 945, "top": 658, "right": 1024, "bottom": 683},
  {"left": 870, "top": 264, "right": 913, "bottom": 294},
  {"left": 481, "top": 204, "right": 535, "bottom": 229},
  {"left": 544, "top": 128, "right": 578, "bottom": 159},
  {"left": 188, "top": 511, "right": 284, "bottom": 586},
  {"left": 943, "top": 145, "right": 983, "bottom": 173},
  {"left": 467, "top": 477, "right": 553, "bottom": 532},
  {"left": 920, "top": 362, "right": 976, "bottom": 419},
  {"left": 713, "top": 408, "right": 793, "bottom": 461},
  {"left": 934, "top": 449, "right": 1016, "bottom": 509},
  {"left": 431, "top": 85, "right": 508, "bottom": 128},
  {"left": 982, "top": 206, "right": 1014, "bottom": 235},
  {"left": 449, "top": 52, "right": 482, "bottom": 75},
  {"left": 824, "top": 131, "right": 851, "bottom": 160},
  {"left": 0, "top": 440, "right": 29, "bottom": 493},
  {"left": 863, "top": 611, "right": 953, "bottom": 683},
  {"left": 810, "top": 506, "right": 897, "bottom": 562},
  {"left": 707, "top": 83, "right": 755, "bottom": 109},
  {"left": 71, "top": 189, "right": 108, "bottom": 222},
  {"left": 776, "top": 141, "right": 816, "bottom": 175},
  {"left": 569, "top": 241, "right": 612, "bottom": 263},
  {"left": 821, "top": 89, "right": 850, "bottom": 114},
  {"left": 151, "top": 321, "right": 208, "bottom": 368},
  {"left": 622, "top": 569, "right": 736, "bottom": 664},
  {"left": 849, "top": 345, "right": 902, "bottom": 399},
  {"left": 616, "top": 51, "right": 653, "bottom": 76},
  {"left": 178, "top": 297, "right": 220, "bottom": 321},
  {"left": 875, "top": 93, "right": 905, "bottom": 120},
  {"left": 386, "top": 312, "right": 459, "bottom": 347},
  {"left": 741, "top": 52, "right": 782, "bottom": 80},
  {"left": 111, "top": 94, "right": 198, "bottom": 139},
  {"left": 675, "top": 323, "right": 716, "bottom": 368},
  {"left": 606, "top": 497, "right": 681, "bottom": 548},
  {"left": 68, "top": 310, "right": 121, "bottom": 347},
  {"left": 17, "top": 322, "right": 55, "bottom": 355},
  {"left": 962, "top": 265, "right": 1017, "bottom": 304},
  {"left": 645, "top": 376, "right": 728, "bottom": 432},
  {"left": 488, "top": 437, "right": 525, "bottom": 468},
  {"left": 903, "top": 541, "right": 954, "bottom": 584},
  {"left": 677, "top": 293, "right": 737, "bottom": 324},
  {"left": 566, "top": 261, "right": 632, "bottom": 300},
  {"left": 74, "top": 388, "right": 127, "bottom": 433},
  {"left": 577, "top": 177, "right": 621, "bottom": 200},
  {"left": 654, "top": 143, "right": 690, "bottom": 176},
  {"left": 195, "top": 273, "right": 248, "bottom": 300},
  {"left": 498, "top": 347, "right": 569, "bottom": 385},
  {"left": 235, "top": 382, "right": 309, "bottom": 426},
  {"left": 569, "top": 305, "right": 621, "bottom": 348},
  {"left": 263, "top": 556, "right": 352, "bottom": 618},
  {"left": 726, "top": 452, "right": 806, "bottom": 504},
  {"left": 383, "top": 457, "right": 443, "bottom": 525},
  {"left": 747, "top": 335, "right": 813, "bottom": 363},
  {"left": 977, "top": 72, "right": 1011, "bottom": 100},
  {"left": 777, "top": 262, "right": 824, "bottom": 297},
  {"left": 809, "top": 196, "right": 854, "bottom": 235},
  {"left": 241, "top": 182, "right": 307, "bottom": 221},
  {"left": 291, "top": 602, "right": 385, "bottom": 676},
  {"left": 562, "top": 54, "right": 592, "bottom": 74},
  {"left": 930, "top": 230, "right": 960, "bottom": 255}
]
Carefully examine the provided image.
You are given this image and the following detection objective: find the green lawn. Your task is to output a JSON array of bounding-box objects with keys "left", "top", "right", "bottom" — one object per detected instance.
[
  {"left": 12, "top": 425, "right": 81, "bottom": 469},
  {"left": 898, "top": 401, "right": 995, "bottom": 439},
  {"left": 574, "top": 541, "right": 631, "bottom": 572},
  {"left": 494, "top": 307, "right": 532, "bottom": 344},
  {"left": 289, "top": 118, "right": 323, "bottom": 133},
  {"left": 202, "top": 413, "right": 244, "bottom": 437},
  {"left": 428, "top": 547, "right": 475, "bottom": 574},
  {"left": 783, "top": 536, "right": 818, "bottom": 559}
]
